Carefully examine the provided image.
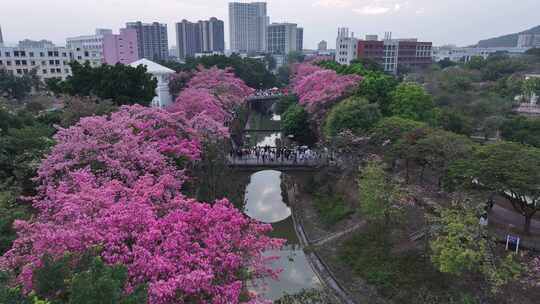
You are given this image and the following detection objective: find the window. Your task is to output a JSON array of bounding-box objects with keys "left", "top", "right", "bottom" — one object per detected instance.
[
  {"left": 31, "top": 61, "right": 36, "bottom": 65},
  {"left": 14, "top": 51, "right": 20, "bottom": 57},
  {"left": 50, "top": 68, "right": 55, "bottom": 73},
  {"left": 84, "top": 51, "right": 89, "bottom": 57},
  {"left": 23, "top": 69, "right": 28, "bottom": 74},
  {"left": 15, "top": 60, "right": 21, "bottom": 66},
  {"left": 56, "top": 68, "right": 61, "bottom": 73},
  {"left": 55, "top": 60, "right": 60, "bottom": 65},
  {"left": 21, "top": 60, "right": 27, "bottom": 65},
  {"left": 48, "top": 51, "right": 53, "bottom": 56},
  {"left": 49, "top": 60, "right": 54, "bottom": 65},
  {"left": 42, "top": 69, "right": 47, "bottom": 74},
  {"left": 42, "top": 61, "right": 47, "bottom": 65},
  {"left": 6, "top": 61, "right": 11, "bottom": 66},
  {"left": 40, "top": 52, "right": 45, "bottom": 57},
  {"left": 5, "top": 52, "right": 10, "bottom": 57},
  {"left": 21, "top": 51, "right": 26, "bottom": 56},
  {"left": 0, "top": 60, "right": 2, "bottom": 65},
  {"left": 62, "top": 52, "right": 67, "bottom": 57},
  {"left": 29, "top": 52, "right": 34, "bottom": 57},
  {"left": 16, "top": 69, "right": 22, "bottom": 74}
]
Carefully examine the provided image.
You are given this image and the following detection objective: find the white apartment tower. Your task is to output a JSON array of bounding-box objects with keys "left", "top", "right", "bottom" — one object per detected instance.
[
  {"left": 267, "top": 23, "right": 300, "bottom": 55},
  {"left": 0, "top": 25, "right": 3, "bottom": 46},
  {"left": 229, "top": 2, "right": 269, "bottom": 53},
  {"left": 336, "top": 28, "right": 357, "bottom": 65}
]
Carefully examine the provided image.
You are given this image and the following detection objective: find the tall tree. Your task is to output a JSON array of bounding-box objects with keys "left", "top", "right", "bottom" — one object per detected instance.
[
  {"left": 389, "top": 83, "right": 435, "bottom": 122},
  {"left": 449, "top": 141, "right": 540, "bottom": 234},
  {"left": 324, "top": 97, "right": 381, "bottom": 137}
]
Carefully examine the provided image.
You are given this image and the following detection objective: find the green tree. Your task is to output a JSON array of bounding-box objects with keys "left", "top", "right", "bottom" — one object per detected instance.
[
  {"left": 358, "top": 160, "right": 402, "bottom": 228},
  {"left": 31, "top": 251, "right": 147, "bottom": 304},
  {"left": 430, "top": 201, "right": 521, "bottom": 291},
  {"left": 448, "top": 141, "right": 540, "bottom": 234},
  {"left": 389, "top": 83, "right": 435, "bottom": 122},
  {"left": 355, "top": 71, "right": 398, "bottom": 115},
  {"left": 436, "top": 109, "right": 473, "bottom": 136},
  {"left": 0, "top": 69, "right": 33, "bottom": 100},
  {"left": 52, "top": 62, "right": 157, "bottom": 106},
  {"left": 415, "top": 130, "right": 475, "bottom": 188},
  {"left": 521, "top": 77, "right": 540, "bottom": 102},
  {"left": 281, "top": 104, "right": 316, "bottom": 145},
  {"left": 370, "top": 116, "right": 427, "bottom": 146},
  {"left": 500, "top": 116, "right": 540, "bottom": 147},
  {"left": 324, "top": 97, "right": 381, "bottom": 137}
]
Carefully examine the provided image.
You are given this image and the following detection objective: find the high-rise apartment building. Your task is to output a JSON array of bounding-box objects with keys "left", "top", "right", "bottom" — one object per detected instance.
[
  {"left": 175, "top": 17, "right": 224, "bottom": 60},
  {"left": 126, "top": 22, "right": 168, "bottom": 61},
  {"left": 199, "top": 17, "right": 225, "bottom": 53},
  {"left": 296, "top": 27, "right": 304, "bottom": 51},
  {"left": 102, "top": 28, "right": 139, "bottom": 65},
  {"left": 0, "top": 25, "right": 3, "bottom": 46},
  {"left": 318, "top": 40, "right": 328, "bottom": 51},
  {"left": 176, "top": 20, "right": 201, "bottom": 59},
  {"left": 336, "top": 28, "right": 357, "bottom": 65},
  {"left": 267, "top": 23, "right": 300, "bottom": 55},
  {"left": 229, "top": 2, "right": 269, "bottom": 53}
]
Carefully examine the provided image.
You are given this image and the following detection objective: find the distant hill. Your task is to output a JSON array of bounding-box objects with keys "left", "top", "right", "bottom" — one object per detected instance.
[{"left": 477, "top": 25, "right": 540, "bottom": 48}]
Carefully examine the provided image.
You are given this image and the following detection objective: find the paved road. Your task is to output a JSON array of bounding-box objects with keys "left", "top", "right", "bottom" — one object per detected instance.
[{"left": 489, "top": 202, "right": 540, "bottom": 235}]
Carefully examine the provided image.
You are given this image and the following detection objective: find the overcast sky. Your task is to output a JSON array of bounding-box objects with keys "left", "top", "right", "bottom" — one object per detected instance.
[{"left": 2, "top": 0, "right": 539, "bottom": 49}]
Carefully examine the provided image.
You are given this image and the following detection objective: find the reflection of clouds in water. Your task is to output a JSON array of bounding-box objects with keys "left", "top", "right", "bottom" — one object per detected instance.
[
  {"left": 256, "top": 132, "right": 281, "bottom": 147},
  {"left": 254, "top": 249, "right": 320, "bottom": 300},
  {"left": 244, "top": 170, "right": 291, "bottom": 223}
]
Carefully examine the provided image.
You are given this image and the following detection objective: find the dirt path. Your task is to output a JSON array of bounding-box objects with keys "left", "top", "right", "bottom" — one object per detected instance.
[{"left": 312, "top": 221, "right": 367, "bottom": 246}]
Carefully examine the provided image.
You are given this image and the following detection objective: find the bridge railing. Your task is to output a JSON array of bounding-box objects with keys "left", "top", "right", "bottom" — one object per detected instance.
[{"left": 227, "top": 150, "right": 331, "bottom": 167}]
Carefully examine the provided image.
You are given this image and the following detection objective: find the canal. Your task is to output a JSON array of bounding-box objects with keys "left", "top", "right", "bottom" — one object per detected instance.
[{"left": 242, "top": 110, "right": 321, "bottom": 301}]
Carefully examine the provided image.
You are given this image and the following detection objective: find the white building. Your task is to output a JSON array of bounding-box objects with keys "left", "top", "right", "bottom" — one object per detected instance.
[
  {"left": 66, "top": 29, "right": 111, "bottom": 67},
  {"left": 0, "top": 46, "right": 74, "bottom": 80},
  {"left": 229, "top": 2, "right": 269, "bottom": 53},
  {"left": 129, "top": 59, "right": 175, "bottom": 108},
  {"left": 335, "top": 28, "right": 357, "bottom": 65},
  {"left": 433, "top": 45, "right": 531, "bottom": 63},
  {"left": 0, "top": 25, "right": 4, "bottom": 47},
  {"left": 517, "top": 33, "right": 540, "bottom": 48}
]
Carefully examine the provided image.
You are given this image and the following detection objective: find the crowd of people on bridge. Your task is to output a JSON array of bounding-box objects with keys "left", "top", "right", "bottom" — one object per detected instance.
[
  {"left": 229, "top": 145, "right": 326, "bottom": 165},
  {"left": 251, "top": 88, "right": 285, "bottom": 98}
]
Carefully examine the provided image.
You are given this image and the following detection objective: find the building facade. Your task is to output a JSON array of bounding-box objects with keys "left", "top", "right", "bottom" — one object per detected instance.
[
  {"left": 267, "top": 23, "right": 300, "bottom": 55},
  {"left": 102, "top": 28, "right": 139, "bottom": 65},
  {"left": 336, "top": 28, "right": 357, "bottom": 65},
  {"left": 175, "top": 17, "right": 224, "bottom": 60},
  {"left": 432, "top": 45, "right": 530, "bottom": 63},
  {"left": 229, "top": 2, "right": 269, "bottom": 53},
  {"left": 199, "top": 17, "right": 225, "bottom": 53},
  {"left": 0, "top": 25, "right": 4, "bottom": 46},
  {"left": 356, "top": 33, "right": 432, "bottom": 74},
  {"left": 66, "top": 29, "right": 111, "bottom": 67},
  {"left": 0, "top": 45, "right": 74, "bottom": 80},
  {"left": 517, "top": 33, "right": 540, "bottom": 48},
  {"left": 296, "top": 27, "right": 304, "bottom": 51},
  {"left": 18, "top": 39, "right": 55, "bottom": 48},
  {"left": 176, "top": 20, "right": 201, "bottom": 59},
  {"left": 318, "top": 40, "right": 327, "bottom": 51},
  {"left": 126, "top": 22, "right": 168, "bottom": 61},
  {"left": 129, "top": 58, "right": 175, "bottom": 108}
]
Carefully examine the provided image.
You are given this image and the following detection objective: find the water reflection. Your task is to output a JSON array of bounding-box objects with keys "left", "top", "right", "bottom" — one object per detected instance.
[
  {"left": 244, "top": 170, "right": 291, "bottom": 223},
  {"left": 244, "top": 170, "right": 320, "bottom": 301}
]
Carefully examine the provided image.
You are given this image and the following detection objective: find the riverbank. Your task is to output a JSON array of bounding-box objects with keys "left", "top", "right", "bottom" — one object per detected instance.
[{"left": 284, "top": 172, "right": 387, "bottom": 304}]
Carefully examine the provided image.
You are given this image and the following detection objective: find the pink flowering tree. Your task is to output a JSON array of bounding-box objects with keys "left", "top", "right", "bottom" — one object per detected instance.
[
  {"left": 36, "top": 105, "right": 201, "bottom": 190},
  {"left": 289, "top": 63, "right": 323, "bottom": 87},
  {"left": 293, "top": 68, "right": 361, "bottom": 118},
  {"left": 2, "top": 170, "right": 283, "bottom": 303},
  {"left": 1, "top": 103, "right": 284, "bottom": 303},
  {"left": 186, "top": 66, "right": 254, "bottom": 112},
  {"left": 168, "top": 66, "right": 254, "bottom": 139}
]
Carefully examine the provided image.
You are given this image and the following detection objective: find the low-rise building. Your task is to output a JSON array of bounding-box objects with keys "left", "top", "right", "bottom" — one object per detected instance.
[
  {"left": 357, "top": 33, "right": 432, "bottom": 74},
  {"left": 66, "top": 29, "right": 111, "bottom": 67},
  {"left": 129, "top": 58, "right": 175, "bottom": 108},
  {"left": 433, "top": 45, "right": 531, "bottom": 63},
  {"left": 0, "top": 45, "right": 74, "bottom": 80}
]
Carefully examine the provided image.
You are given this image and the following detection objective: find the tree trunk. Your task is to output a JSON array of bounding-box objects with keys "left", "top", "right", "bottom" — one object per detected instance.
[
  {"left": 525, "top": 214, "right": 532, "bottom": 235},
  {"left": 405, "top": 159, "right": 410, "bottom": 184}
]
